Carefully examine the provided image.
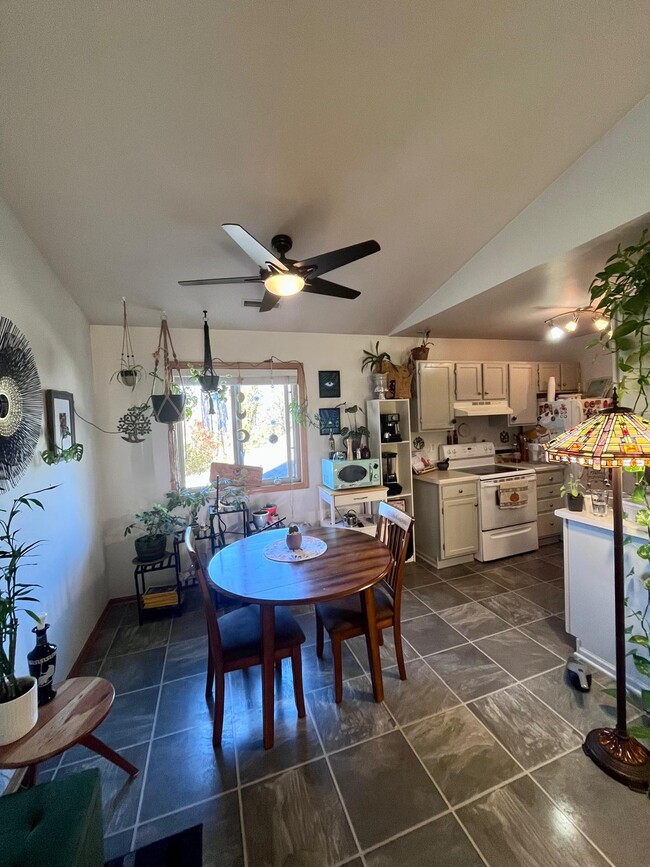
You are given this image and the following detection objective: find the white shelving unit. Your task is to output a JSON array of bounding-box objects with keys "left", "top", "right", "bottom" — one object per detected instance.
[{"left": 366, "top": 398, "right": 415, "bottom": 558}]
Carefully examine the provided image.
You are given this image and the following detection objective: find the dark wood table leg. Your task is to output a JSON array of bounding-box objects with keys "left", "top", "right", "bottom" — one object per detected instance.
[
  {"left": 361, "top": 587, "right": 384, "bottom": 703},
  {"left": 260, "top": 604, "right": 276, "bottom": 749},
  {"left": 80, "top": 733, "right": 139, "bottom": 777}
]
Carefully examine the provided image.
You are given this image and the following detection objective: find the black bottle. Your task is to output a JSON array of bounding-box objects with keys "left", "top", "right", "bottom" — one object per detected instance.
[{"left": 27, "top": 615, "right": 57, "bottom": 705}]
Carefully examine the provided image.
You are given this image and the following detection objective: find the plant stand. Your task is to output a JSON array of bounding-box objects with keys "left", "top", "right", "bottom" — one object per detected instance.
[{"left": 132, "top": 549, "right": 182, "bottom": 625}]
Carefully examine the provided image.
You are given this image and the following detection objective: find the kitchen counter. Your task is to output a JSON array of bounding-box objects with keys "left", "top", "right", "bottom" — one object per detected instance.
[{"left": 413, "top": 469, "right": 479, "bottom": 485}]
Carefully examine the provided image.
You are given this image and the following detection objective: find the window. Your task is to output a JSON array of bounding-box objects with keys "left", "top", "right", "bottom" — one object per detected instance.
[{"left": 178, "top": 363, "right": 308, "bottom": 491}]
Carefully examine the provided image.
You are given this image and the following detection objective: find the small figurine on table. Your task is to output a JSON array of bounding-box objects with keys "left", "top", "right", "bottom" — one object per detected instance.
[{"left": 286, "top": 525, "right": 303, "bottom": 550}]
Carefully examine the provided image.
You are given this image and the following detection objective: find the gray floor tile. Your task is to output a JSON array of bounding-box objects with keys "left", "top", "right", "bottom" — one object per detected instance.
[
  {"left": 402, "top": 562, "right": 440, "bottom": 588},
  {"left": 518, "top": 615, "right": 575, "bottom": 658},
  {"left": 241, "top": 759, "right": 357, "bottom": 866},
  {"left": 85, "top": 625, "right": 118, "bottom": 662},
  {"left": 469, "top": 684, "right": 582, "bottom": 769},
  {"left": 540, "top": 551, "right": 564, "bottom": 568},
  {"left": 404, "top": 704, "right": 520, "bottom": 806},
  {"left": 400, "top": 587, "right": 436, "bottom": 620},
  {"left": 439, "top": 601, "right": 510, "bottom": 641},
  {"left": 233, "top": 697, "right": 323, "bottom": 784},
  {"left": 136, "top": 791, "right": 243, "bottom": 867},
  {"left": 99, "top": 647, "right": 166, "bottom": 694},
  {"left": 76, "top": 660, "right": 102, "bottom": 677},
  {"left": 229, "top": 661, "right": 302, "bottom": 713},
  {"left": 412, "top": 582, "right": 470, "bottom": 612},
  {"left": 329, "top": 731, "right": 446, "bottom": 849},
  {"left": 365, "top": 814, "right": 483, "bottom": 867},
  {"left": 56, "top": 743, "right": 147, "bottom": 835},
  {"left": 446, "top": 572, "right": 508, "bottom": 600},
  {"left": 401, "top": 613, "right": 467, "bottom": 656},
  {"left": 294, "top": 611, "right": 318, "bottom": 645},
  {"left": 515, "top": 558, "right": 564, "bottom": 582},
  {"left": 101, "top": 604, "right": 129, "bottom": 629},
  {"left": 108, "top": 620, "right": 171, "bottom": 656},
  {"left": 425, "top": 644, "right": 515, "bottom": 702},
  {"left": 306, "top": 674, "right": 396, "bottom": 752},
  {"left": 169, "top": 609, "right": 206, "bottom": 645},
  {"left": 381, "top": 658, "right": 460, "bottom": 725},
  {"left": 155, "top": 672, "right": 224, "bottom": 738},
  {"left": 523, "top": 666, "right": 639, "bottom": 735},
  {"left": 301, "top": 642, "right": 365, "bottom": 692},
  {"left": 458, "top": 776, "right": 610, "bottom": 867},
  {"left": 347, "top": 630, "right": 420, "bottom": 673},
  {"left": 516, "top": 581, "right": 565, "bottom": 614},
  {"left": 475, "top": 629, "right": 563, "bottom": 679},
  {"left": 477, "top": 562, "right": 540, "bottom": 591},
  {"left": 478, "top": 591, "right": 550, "bottom": 627},
  {"left": 163, "top": 635, "right": 208, "bottom": 682},
  {"left": 140, "top": 725, "right": 237, "bottom": 822},
  {"left": 103, "top": 830, "right": 133, "bottom": 862},
  {"left": 533, "top": 748, "right": 650, "bottom": 866},
  {"left": 434, "top": 563, "right": 475, "bottom": 580}
]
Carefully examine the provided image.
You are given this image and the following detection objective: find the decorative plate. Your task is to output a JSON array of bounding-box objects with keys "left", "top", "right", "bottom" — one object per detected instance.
[
  {"left": 264, "top": 536, "right": 328, "bottom": 562},
  {"left": 413, "top": 436, "right": 425, "bottom": 451}
]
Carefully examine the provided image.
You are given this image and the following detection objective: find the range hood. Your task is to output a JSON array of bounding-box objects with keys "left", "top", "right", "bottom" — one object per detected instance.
[{"left": 453, "top": 400, "right": 513, "bottom": 417}]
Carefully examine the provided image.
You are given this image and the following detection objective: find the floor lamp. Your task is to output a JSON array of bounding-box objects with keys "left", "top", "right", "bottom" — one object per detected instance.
[{"left": 544, "top": 390, "right": 650, "bottom": 791}]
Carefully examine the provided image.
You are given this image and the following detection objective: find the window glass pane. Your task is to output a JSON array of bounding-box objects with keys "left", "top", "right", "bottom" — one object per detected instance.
[{"left": 183, "top": 383, "right": 235, "bottom": 488}]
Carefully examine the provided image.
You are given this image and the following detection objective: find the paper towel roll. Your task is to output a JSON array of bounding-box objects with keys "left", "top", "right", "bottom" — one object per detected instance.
[{"left": 547, "top": 376, "right": 556, "bottom": 403}]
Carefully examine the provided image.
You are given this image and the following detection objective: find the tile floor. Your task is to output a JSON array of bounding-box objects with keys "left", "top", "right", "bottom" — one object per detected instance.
[{"left": 31, "top": 543, "right": 650, "bottom": 866}]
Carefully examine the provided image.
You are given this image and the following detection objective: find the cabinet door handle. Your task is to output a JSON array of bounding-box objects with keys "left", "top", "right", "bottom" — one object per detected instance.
[{"left": 458, "top": 489, "right": 463, "bottom": 493}]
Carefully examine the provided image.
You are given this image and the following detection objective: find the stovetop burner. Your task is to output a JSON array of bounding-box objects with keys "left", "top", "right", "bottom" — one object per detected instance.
[{"left": 460, "top": 464, "right": 529, "bottom": 476}]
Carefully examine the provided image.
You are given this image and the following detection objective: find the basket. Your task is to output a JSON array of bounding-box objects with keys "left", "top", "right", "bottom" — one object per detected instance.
[{"left": 380, "top": 363, "right": 413, "bottom": 400}]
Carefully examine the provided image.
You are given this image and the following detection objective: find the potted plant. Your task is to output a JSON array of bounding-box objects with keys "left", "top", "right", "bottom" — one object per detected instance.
[
  {"left": 340, "top": 404, "right": 370, "bottom": 459},
  {"left": 410, "top": 330, "right": 434, "bottom": 362},
  {"left": 1, "top": 487, "right": 55, "bottom": 745},
  {"left": 150, "top": 316, "right": 186, "bottom": 424},
  {"left": 165, "top": 486, "right": 213, "bottom": 529},
  {"left": 560, "top": 474, "right": 586, "bottom": 512},
  {"left": 111, "top": 300, "right": 145, "bottom": 390},
  {"left": 125, "top": 504, "right": 186, "bottom": 562},
  {"left": 361, "top": 341, "right": 396, "bottom": 398}
]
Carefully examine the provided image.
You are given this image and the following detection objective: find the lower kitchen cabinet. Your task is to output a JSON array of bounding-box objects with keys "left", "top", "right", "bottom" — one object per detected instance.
[
  {"left": 413, "top": 474, "right": 478, "bottom": 569},
  {"left": 531, "top": 463, "right": 565, "bottom": 543}
]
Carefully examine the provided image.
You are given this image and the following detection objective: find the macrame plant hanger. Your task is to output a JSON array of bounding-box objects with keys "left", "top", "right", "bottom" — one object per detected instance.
[
  {"left": 199, "top": 310, "right": 220, "bottom": 415},
  {"left": 150, "top": 314, "right": 186, "bottom": 490}
]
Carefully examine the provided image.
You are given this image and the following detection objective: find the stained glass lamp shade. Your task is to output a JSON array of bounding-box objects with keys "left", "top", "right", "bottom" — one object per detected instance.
[{"left": 543, "top": 391, "right": 650, "bottom": 791}]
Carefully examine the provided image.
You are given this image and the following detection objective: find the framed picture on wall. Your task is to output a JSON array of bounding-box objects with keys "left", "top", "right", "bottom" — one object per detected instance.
[
  {"left": 45, "top": 390, "right": 76, "bottom": 452},
  {"left": 318, "top": 370, "right": 341, "bottom": 399},
  {"left": 318, "top": 408, "right": 341, "bottom": 436}
]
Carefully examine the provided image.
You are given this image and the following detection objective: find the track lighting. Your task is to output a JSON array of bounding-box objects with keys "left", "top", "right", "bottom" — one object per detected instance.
[
  {"left": 593, "top": 314, "right": 609, "bottom": 332},
  {"left": 544, "top": 307, "right": 607, "bottom": 340}
]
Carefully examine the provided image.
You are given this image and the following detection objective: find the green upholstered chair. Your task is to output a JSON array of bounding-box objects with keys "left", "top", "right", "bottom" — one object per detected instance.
[{"left": 0, "top": 768, "right": 104, "bottom": 867}]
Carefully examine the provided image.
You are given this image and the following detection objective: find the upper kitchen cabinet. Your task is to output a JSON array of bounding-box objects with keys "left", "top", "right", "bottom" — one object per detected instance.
[
  {"left": 411, "top": 362, "right": 454, "bottom": 431},
  {"left": 508, "top": 362, "right": 537, "bottom": 426},
  {"left": 455, "top": 362, "right": 508, "bottom": 401},
  {"left": 538, "top": 362, "right": 581, "bottom": 393}
]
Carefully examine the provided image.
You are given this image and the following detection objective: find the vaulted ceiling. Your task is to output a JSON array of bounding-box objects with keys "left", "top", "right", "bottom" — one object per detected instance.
[{"left": 1, "top": 1, "right": 649, "bottom": 335}]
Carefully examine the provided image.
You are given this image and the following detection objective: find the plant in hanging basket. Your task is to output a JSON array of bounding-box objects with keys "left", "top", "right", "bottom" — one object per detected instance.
[
  {"left": 410, "top": 330, "right": 434, "bottom": 362},
  {"left": 111, "top": 300, "right": 145, "bottom": 390},
  {"left": 110, "top": 365, "right": 146, "bottom": 390},
  {"left": 150, "top": 392, "right": 186, "bottom": 424},
  {"left": 150, "top": 316, "right": 186, "bottom": 424}
]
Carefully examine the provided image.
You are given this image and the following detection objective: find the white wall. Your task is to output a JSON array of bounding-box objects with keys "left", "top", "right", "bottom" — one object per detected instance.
[
  {"left": 92, "top": 323, "right": 589, "bottom": 596},
  {"left": 0, "top": 197, "right": 105, "bottom": 678}
]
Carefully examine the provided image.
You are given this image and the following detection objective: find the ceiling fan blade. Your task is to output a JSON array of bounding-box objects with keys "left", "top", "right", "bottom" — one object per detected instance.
[
  {"left": 302, "top": 277, "right": 361, "bottom": 300},
  {"left": 178, "top": 276, "right": 263, "bottom": 286},
  {"left": 222, "top": 224, "right": 288, "bottom": 272},
  {"left": 293, "top": 240, "right": 380, "bottom": 277},
  {"left": 259, "top": 290, "right": 281, "bottom": 312}
]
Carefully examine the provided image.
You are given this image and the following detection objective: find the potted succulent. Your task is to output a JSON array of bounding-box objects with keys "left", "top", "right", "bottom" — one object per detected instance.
[
  {"left": 560, "top": 474, "right": 586, "bottom": 512},
  {"left": 1, "top": 487, "right": 55, "bottom": 745},
  {"left": 125, "top": 504, "right": 186, "bottom": 562},
  {"left": 361, "top": 341, "right": 396, "bottom": 398},
  {"left": 165, "top": 486, "right": 213, "bottom": 529},
  {"left": 286, "top": 524, "right": 303, "bottom": 550}
]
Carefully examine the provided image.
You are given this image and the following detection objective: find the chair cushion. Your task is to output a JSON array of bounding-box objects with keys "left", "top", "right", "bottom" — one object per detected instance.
[
  {"left": 219, "top": 604, "right": 305, "bottom": 663},
  {"left": 315, "top": 584, "right": 395, "bottom": 636}
]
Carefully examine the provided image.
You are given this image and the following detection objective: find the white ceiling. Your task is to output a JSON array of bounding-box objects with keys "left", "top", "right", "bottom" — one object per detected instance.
[{"left": 1, "top": 1, "right": 649, "bottom": 335}]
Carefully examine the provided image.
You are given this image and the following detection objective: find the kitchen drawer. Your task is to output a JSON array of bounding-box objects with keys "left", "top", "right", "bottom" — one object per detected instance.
[
  {"left": 442, "top": 482, "right": 478, "bottom": 502},
  {"left": 534, "top": 469, "right": 563, "bottom": 486},
  {"left": 538, "top": 495, "right": 564, "bottom": 514},
  {"left": 536, "top": 482, "right": 562, "bottom": 500},
  {"left": 329, "top": 489, "right": 388, "bottom": 506},
  {"left": 538, "top": 511, "right": 562, "bottom": 538}
]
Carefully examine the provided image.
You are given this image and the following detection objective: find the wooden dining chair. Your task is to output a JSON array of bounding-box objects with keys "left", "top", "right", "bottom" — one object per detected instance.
[
  {"left": 314, "top": 501, "right": 415, "bottom": 702},
  {"left": 184, "top": 528, "right": 306, "bottom": 747}
]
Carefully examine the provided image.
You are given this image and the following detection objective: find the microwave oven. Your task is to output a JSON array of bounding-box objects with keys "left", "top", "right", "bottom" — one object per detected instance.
[{"left": 321, "top": 458, "right": 380, "bottom": 490}]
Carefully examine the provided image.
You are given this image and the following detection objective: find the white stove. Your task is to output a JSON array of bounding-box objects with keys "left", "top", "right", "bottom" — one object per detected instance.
[{"left": 440, "top": 443, "right": 538, "bottom": 561}]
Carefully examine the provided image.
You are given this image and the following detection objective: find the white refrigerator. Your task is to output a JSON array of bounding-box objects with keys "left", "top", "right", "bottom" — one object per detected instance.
[{"left": 537, "top": 398, "right": 584, "bottom": 436}]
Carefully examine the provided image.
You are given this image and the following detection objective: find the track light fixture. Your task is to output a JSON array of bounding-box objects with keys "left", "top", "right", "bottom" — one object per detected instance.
[{"left": 544, "top": 307, "right": 608, "bottom": 340}]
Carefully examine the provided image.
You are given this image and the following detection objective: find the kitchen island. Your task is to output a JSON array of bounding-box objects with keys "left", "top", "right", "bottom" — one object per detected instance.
[{"left": 557, "top": 503, "right": 650, "bottom": 693}]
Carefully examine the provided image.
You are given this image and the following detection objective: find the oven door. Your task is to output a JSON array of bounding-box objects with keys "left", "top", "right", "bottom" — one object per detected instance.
[{"left": 479, "top": 473, "right": 537, "bottom": 530}]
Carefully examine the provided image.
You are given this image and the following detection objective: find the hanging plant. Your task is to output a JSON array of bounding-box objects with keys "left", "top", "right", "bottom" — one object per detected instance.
[
  {"left": 150, "top": 315, "right": 186, "bottom": 424},
  {"left": 197, "top": 310, "right": 220, "bottom": 393},
  {"left": 110, "top": 298, "right": 145, "bottom": 390}
]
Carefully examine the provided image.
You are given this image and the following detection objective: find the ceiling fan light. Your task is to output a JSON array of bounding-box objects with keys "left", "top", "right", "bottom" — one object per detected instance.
[
  {"left": 593, "top": 314, "right": 609, "bottom": 332},
  {"left": 264, "top": 273, "right": 305, "bottom": 297}
]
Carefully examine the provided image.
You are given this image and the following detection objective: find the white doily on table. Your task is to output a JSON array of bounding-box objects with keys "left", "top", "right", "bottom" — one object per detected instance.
[{"left": 263, "top": 536, "right": 328, "bottom": 562}]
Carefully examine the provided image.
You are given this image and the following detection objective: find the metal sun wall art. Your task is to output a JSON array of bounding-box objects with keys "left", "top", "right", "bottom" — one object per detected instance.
[{"left": 0, "top": 317, "right": 42, "bottom": 491}]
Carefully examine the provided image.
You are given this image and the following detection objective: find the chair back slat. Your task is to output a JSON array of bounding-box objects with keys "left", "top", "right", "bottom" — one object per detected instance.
[
  {"left": 184, "top": 527, "right": 223, "bottom": 662},
  {"left": 375, "top": 501, "right": 415, "bottom": 599}
]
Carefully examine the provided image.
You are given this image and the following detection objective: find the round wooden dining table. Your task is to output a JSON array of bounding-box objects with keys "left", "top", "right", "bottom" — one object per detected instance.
[{"left": 208, "top": 526, "right": 393, "bottom": 749}]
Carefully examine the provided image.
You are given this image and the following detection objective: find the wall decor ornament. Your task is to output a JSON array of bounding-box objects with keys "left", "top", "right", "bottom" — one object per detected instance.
[
  {"left": 318, "top": 370, "right": 341, "bottom": 399},
  {"left": 0, "top": 317, "right": 42, "bottom": 491},
  {"left": 116, "top": 403, "right": 153, "bottom": 444},
  {"left": 318, "top": 408, "right": 341, "bottom": 436}
]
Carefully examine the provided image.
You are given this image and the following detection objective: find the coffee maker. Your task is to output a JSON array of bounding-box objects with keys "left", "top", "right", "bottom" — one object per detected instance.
[
  {"left": 382, "top": 451, "right": 402, "bottom": 496},
  {"left": 380, "top": 413, "right": 401, "bottom": 442}
]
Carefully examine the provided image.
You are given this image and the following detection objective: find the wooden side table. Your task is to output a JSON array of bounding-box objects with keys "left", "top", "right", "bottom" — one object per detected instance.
[{"left": 0, "top": 677, "right": 139, "bottom": 788}]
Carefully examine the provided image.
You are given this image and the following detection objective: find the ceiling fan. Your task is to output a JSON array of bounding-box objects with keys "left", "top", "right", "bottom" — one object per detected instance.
[{"left": 179, "top": 224, "right": 380, "bottom": 312}]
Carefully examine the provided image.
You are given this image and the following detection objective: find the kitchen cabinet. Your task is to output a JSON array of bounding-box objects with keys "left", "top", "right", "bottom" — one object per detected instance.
[
  {"left": 411, "top": 362, "right": 454, "bottom": 431},
  {"left": 532, "top": 463, "right": 565, "bottom": 542},
  {"left": 538, "top": 362, "right": 581, "bottom": 393},
  {"left": 413, "top": 474, "right": 478, "bottom": 568},
  {"left": 508, "top": 363, "right": 538, "bottom": 426},
  {"left": 455, "top": 362, "right": 507, "bottom": 401}
]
